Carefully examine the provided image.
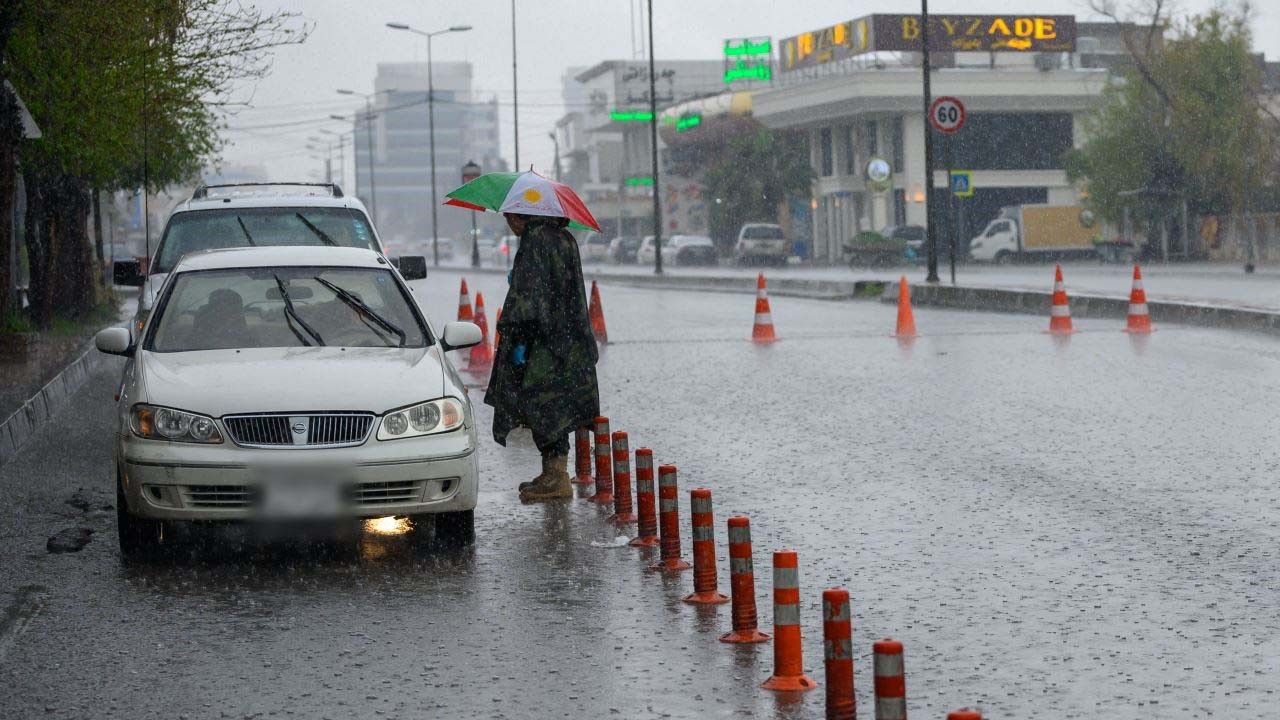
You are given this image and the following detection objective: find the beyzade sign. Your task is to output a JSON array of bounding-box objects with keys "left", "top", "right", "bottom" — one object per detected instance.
[
  {"left": 779, "top": 14, "right": 1076, "bottom": 71},
  {"left": 873, "top": 14, "right": 1076, "bottom": 52}
]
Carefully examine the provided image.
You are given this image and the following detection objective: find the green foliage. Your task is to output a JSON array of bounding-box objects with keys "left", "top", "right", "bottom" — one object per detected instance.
[
  {"left": 702, "top": 129, "right": 813, "bottom": 244},
  {"left": 1, "top": 309, "right": 34, "bottom": 333},
  {"left": 1069, "top": 8, "right": 1277, "bottom": 225}
]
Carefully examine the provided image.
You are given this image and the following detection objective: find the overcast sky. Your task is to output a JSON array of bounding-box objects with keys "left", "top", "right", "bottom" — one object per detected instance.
[{"left": 218, "top": 0, "right": 1280, "bottom": 187}]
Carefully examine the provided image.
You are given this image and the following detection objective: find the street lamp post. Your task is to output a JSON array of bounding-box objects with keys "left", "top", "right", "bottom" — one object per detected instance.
[
  {"left": 319, "top": 129, "right": 347, "bottom": 189},
  {"left": 920, "top": 0, "right": 940, "bottom": 283},
  {"left": 387, "top": 23, "right": 473, "bottom": 267},
  {"left": 647, "top": 0, "right": 662, "bottom": 275},
  {"left": 511, "top": 0, "right": 519, "bottom": 170},
  {"left": 335, "top": 88, "right": 396, "bottom": 226},
  {"left": 462, "top": 159, "right": 482, "bottom": 268}
]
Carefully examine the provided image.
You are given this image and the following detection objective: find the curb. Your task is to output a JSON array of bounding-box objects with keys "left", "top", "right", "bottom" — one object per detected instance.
[{"left": 0, "top": 345, "right": 104, "bottom": 467}]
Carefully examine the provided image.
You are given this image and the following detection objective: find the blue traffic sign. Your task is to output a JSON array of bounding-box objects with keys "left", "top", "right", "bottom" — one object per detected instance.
[{"left": 949, "top": 170, "right": 973, "bottom": 198}]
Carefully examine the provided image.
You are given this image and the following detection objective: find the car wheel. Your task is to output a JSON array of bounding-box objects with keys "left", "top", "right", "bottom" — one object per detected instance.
[
  {"left": 993, "top": 250, "right": 1013, "bottom": 266},
  {"left": 116, "top": 471, "right": 168, "bottom": 562}
]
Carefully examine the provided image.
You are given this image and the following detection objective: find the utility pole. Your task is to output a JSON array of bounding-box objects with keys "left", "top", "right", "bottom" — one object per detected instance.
[
  {"left": 647, "top": 0, "right": 662, "bottom": 275},
  {"left": 921, "top": 0, "right": 940, "bottom": 283},
  {"left": 511, "top": 0, "right": 520, "bottom": 170}
]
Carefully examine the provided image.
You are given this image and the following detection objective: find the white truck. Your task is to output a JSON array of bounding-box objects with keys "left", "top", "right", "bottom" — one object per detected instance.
[{"left": 968, "top": 204, "right": 1097, "bottom": 264}]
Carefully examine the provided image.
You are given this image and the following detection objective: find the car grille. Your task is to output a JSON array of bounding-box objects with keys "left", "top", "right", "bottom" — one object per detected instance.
[
  {"left": 223, "top": 413, "right": 375, "bottom": 448},
  {"left": 352, "top": 480, "right": 424, "bottom": 506},
  {"left": 182, "top": 484, "right": 255, "bottom": 508}
]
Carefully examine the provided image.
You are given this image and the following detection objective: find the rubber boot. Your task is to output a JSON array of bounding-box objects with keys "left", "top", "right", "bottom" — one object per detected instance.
[{"left": 520, "top": 455, "right": 572, "bottom": 502}]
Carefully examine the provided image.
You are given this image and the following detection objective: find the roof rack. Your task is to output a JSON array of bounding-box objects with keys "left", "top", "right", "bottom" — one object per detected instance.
[{"left": 191, "top": 182, "right": 344, "bottom": 200}]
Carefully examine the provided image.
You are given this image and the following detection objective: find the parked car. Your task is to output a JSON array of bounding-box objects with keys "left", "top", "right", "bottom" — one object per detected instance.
[
  {"left": 113, "top": 182, "right": 424, "bottom": 335},
  {"left": 608, "top": 236, "right": 641, "bottom": 264},
  {"left": 580, "top": 232, "right": 611, "bottom": 263},
  {"left": 636, "top": 235, "right": 658, "bottom": 265},
  {"left": 668, "top": 234, "right": 717, "bottom": 266},
  {"left": 95, "top": 245, "right": 482, "bottom": 558},
  {"left": 493, "top": 234, "right": 519, "bottom": 266},
  {"left": 734, "top": 223, "right": 789, "bottom": 266}
]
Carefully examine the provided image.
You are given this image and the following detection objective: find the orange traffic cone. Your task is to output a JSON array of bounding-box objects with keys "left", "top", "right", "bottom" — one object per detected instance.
[
  {"left": 894, "top": 276, "right": 917, "bottom": 338},
  {"left": 469, "top": 292, "right": 494, "bottom": 372},
  {"left": 588, "top": 281, "right": 608, "bottom": 344},
  {"left": 1124, "top": 265, "right": 1154, "bottom": 334},
  {"left": 456, "top": 278, "right": 473, "bottom": 322},
  {"left": 751, "top": 273, "right": 778, "bottom": 343},
  {"left": 1047, "top": 264, "right": 1075, "bottom": 335},
  {"left": 493, "top": 308, "right": 502, "bottom": 353}
]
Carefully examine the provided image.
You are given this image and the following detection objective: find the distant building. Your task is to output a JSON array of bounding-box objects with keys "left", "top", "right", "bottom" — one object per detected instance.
[{"left": 351, "top": 62, "right": 506, "bottom": 243}]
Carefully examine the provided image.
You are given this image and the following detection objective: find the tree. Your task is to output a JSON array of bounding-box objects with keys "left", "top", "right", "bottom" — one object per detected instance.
[
  {"left": 700, "top": 128, "right": 813, "bottom": 247},
  {"left": 1068, "top": 3, "right": 1278, "bottom": 239}
]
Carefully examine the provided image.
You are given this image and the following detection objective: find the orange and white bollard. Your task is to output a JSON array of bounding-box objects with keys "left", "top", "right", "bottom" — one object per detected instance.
[
  {"left": 628, "top": 448, "right": 659, "bottom": 547},
  {"left": 468, "top": 292, "right": 494, "bottom": 371},
  {"left": 591, "top": 416, "right": 613, "bottom": 505},
  {"left": 589, "top": 280, "right": 609, "bottom": 344},
  {"left": 1124, "top": 264, "right": 1154, "bottom": 333},
  {"left": 873, "top": 638, "right": 907, "bottom": 720},
  {"left": 1047, "top": 264, "right": 1075, "bottom": 334},
  {"left": 823, "top": 588, "right": 856, "bottom": 720},
  {"left": 947, "top": 710, "right": 982, "bottom": 720},
  {"left": 683, "top": 488, "right": 728, "bottom": 605},
  {"left": 752, "top": 273, "right": 778, "bottom": 343},
  {"left": 574, "top": 426, "right": 593, "bottom": 486},
  {"left": 720, "top": 516, "right": 769, "bottom": 644},
  {"left": 609, "top": 431, "right": 636, "bottom": 523},
  {"left": 895, "top": 276, "right": 917, "bottom": 338},
  {"left": 649, "top": 465, "right": 691, "bottom": 572},
  {"left": 456, "top": 278, "right": 473, "bottom": 322},
  {"left": 762, "top": 549, "right": 816, "bottom": 691}
]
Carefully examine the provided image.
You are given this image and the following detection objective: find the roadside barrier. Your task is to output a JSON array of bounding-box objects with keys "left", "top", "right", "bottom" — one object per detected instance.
[
  {"left": 720, "top": 516, "right": 770, "bottom": 643},
  {"left": 1125, "top": 264, "right": 1154, "bottom": 334},
  {"left": 761, "top": 549, "right": 817, "bottom": 691},
  {"left": 456, "top": 278, "right": 473, "bottom": 322},
  {"left": 947, "top": 710, "right": 982, "bottom": 720},
  {"left": 592, "top": 416, "right": 614, "bottom": 505},
  {"left": 650, "top": 465, "right": 692, "bottom": 572},
  {"left": 610, "top": 431, "right": 637, "bottom": 523},
  {"left": 895, "top": 276, "right": 917, "bottom": 338},
  {"left": 683, "top": 488, "right": 728, "bottom": 605},
  {"left": 752, "top": 273, "right": 778, "bottom": 343},
  {"left": 1048, "top": 264, "right": 1075, "bottom": 335},
  {"left": 468, "top": 292, "right": 494, "bottom": 372},
  {"left": 589, "top": 280, "right": 609, "bottom": 344},
  {"left": 574, "top": 426, "right": 593, "bottom": 485},
  {"left": 873, "top": 638, "right": 907, "bottom": 720},
  {"left": 823, "top": 588, "right": 856, "bottom": 720},
  {"left": 629, "top": 448, "right": 660, "bottom": 546}
]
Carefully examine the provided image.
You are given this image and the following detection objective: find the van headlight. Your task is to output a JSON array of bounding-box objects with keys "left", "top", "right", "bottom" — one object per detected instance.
[
  {"left": 130, "top": 404, "right": 223, "bottom": 443},
  {"left": 377, "top": 398, "right": 465, "bottom": 440}
]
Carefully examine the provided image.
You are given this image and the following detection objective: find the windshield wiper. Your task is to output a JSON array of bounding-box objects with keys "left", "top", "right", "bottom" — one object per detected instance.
[
  {"left": 294, "top": 212, "right": 337, "bottom": 246},
  {"left": 235, "top": 216, "right": 256, "bottom": 246},
  {"left": 273, "top": 274, "right": 324, "bottom": 347},
  {"left": 313, "top": 276, "right": 406, "bottom": 347}
]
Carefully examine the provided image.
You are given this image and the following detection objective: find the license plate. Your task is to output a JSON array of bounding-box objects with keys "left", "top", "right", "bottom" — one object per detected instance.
[{"left": 257, "top": 466, "right": 346, "bottom": 519}]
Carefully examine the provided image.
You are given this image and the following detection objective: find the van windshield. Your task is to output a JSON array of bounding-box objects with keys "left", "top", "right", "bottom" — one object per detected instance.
[
  {"left": 154, "top": 207, "right": 379, "bottom": 273},
  {"left": 742, "top": 226, "right": 784, "bottom": 239}
]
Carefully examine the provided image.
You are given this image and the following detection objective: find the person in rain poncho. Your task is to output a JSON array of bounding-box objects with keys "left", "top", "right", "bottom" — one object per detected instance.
[{"left": 486, "top": 213, "right": 600, "bottom": 502}]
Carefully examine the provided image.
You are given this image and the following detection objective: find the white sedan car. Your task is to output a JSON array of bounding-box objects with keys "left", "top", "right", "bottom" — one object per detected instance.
[{"left": 97, "top": 246, "right": 483, "bottom": 558}]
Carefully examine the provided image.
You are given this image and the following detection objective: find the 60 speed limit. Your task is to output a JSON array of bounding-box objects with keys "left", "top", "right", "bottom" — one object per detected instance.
[{"left": 929, "top": 96, "right": 966, "bottom": 134}]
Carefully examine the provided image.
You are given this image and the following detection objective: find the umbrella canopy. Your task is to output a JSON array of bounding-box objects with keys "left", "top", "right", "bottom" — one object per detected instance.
[{"left": 445, "top": 171, "right": 602, "bottom": 232}]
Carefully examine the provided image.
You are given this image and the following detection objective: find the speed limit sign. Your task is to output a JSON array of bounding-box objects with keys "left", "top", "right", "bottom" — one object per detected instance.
[{"left": 929, "top": 96, "right": 966, "bottom": 134}]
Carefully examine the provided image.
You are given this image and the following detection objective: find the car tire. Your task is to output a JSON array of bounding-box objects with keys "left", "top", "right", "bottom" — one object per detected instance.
[
  {"left": 116, "top": 471, "right": 168, "bottom": 562},
  {"left": 993, "top": 250, "right": 1013, "bottom": 265}
]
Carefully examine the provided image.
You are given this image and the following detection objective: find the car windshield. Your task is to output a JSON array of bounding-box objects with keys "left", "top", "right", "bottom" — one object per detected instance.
[
  {"left": 153, "top": 207, "right": 379, "bottom": 273},
  {"left": 148, "top": 266, "right": 428, "bottom": 352},
  {"left": 743, "top": 226, "right": 784, "bottom": 239}
]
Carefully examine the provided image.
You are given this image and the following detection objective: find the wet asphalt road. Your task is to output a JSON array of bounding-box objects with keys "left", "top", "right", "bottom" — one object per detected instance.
[{"left": 2, "top": 271, "right": 1280, "bottom": 719}]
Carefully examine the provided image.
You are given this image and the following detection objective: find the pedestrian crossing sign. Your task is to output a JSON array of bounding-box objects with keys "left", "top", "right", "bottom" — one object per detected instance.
[{"left": 950, "top": 170, "right": 973, "bottom": 198}]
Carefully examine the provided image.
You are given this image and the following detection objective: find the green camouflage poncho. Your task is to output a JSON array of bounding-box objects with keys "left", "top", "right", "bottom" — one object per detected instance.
[{"left": 486, "top": 218, "right": 600, "bottom": 447}]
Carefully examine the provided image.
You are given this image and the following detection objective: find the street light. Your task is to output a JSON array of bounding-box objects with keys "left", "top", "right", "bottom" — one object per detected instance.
[
  {"left": 387, "top": 22, "right": 472, "bottom": 267},
  {"left": 336, "top": 87, "right": 396, "bottom": 226},
  {"left": 319, "top": 129, "right": 348, "bottom": 189},
  {"left": 462, "top": 159, "right": 482, "bottom": 268}
]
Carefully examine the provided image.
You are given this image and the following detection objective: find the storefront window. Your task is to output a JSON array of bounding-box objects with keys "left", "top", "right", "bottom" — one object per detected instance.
[
  {"left": 891, "top": 118, "right": 904, "bottom": 172},
  {"left": 865, "top": 120, "right": 878, "bottom": 157},
  {"left": 842, "top": 126, "right": 856, "bottom": 176},
  {"left": 893, "top": 189, "right": 907, "bottom": 226},
  {"left": 819, "top": 127, "right": 834, "bottom": 177}
]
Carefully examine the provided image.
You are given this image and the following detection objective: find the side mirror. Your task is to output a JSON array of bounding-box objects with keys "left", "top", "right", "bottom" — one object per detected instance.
[
  {"left": 397, "top": 255, "right": 427, "bottom": 281},
  {"left": 95, "top": 326, "right": 133, "bottom": 356},
  {"left": 440, "top": 321, "right": 482, "bottom": 352},
  {"left": 113, "top": 259, "right": 144, "bottom": 287}
]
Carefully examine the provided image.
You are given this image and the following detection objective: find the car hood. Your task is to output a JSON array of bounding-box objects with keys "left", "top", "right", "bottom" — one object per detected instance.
[{"left": 136, "top": 346, "right": 449, "bottom": 417}]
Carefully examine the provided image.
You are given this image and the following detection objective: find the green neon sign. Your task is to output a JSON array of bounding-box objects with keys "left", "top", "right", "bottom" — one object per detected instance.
[
  {"left": 724, "top": 61, "right": 772, "bottom": 83},
  {"left": 610, "top": 109, "right": 654, "bottom": 123},
  {"left": 676, "top": 114, "right": 702, "bottom": 132},
  {"left": 625, "top": 176, "right": 654, "bottom": 187},
  {"left": 724, "top": 38, "right": 772, "bottom": 57}
]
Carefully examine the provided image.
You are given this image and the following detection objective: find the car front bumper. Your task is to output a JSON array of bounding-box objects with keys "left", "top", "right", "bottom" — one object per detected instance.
[{"left": 117, "top": 427, "right": 479, "bottom": 521}]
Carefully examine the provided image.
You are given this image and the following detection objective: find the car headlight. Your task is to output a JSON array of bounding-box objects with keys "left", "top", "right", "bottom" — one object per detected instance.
[
  {"left": 133, "top": 309, "right": 150, "bottom": 334},
  {"left": 377, "top": 398, "right": 465, "bottom": 440},
  {"left": 130, "top": 404, "right": 223, "bottom": 444}
]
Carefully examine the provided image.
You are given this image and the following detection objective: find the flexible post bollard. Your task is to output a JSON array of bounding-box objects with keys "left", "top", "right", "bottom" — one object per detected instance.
[
  {"left": 823, "top": 588, "right": 855, "bottom": 720},
  {"left": 610, "top": 431, "right": 636, "bottom": 523},
  {"left": 873, "top": 638, "right": 907, "bottom": 720},
  {"left": 628, "top": 448, "right": 659, "bottom": 547},
  {"left": 947, "top": 710, "right": 982, "bottom": 720},
  {"left": 574, "top": 426, "right": 593, "bottom": 485},
  {"left": 683, "top": 488, "right": 728, "bottom": 605},
  {"left": 761, "top": 549, "right": 817, "bottom": 691},
  {"left": 591, "top": 416, "right": 613, "bottom": 505},
  {"left": 649, "top": 465, "right": 691, "bottom": 571},
  {"left": 719, "top": 516, "right": 769, "bottom": 643}
]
